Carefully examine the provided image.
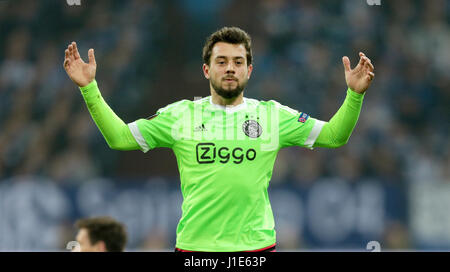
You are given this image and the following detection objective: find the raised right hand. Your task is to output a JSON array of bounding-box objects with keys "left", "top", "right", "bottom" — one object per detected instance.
[
  {"left": 63, "top": 41, "right": 96, "bottom": 87},
  {"left": 342, "top": 52, "right": 374, "bottom": 94}
]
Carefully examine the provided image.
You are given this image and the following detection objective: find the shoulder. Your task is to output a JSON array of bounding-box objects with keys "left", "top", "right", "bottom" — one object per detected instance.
[
  {"left": 155, "top": 97, "right": 213, "bottom": 117},
  {"left": 244, "top": 97, "right": 277, "bottom": 108},
  {"left": 246, "top": 98, "right": 300, "bottom": 116},
  {"left": 157, "top": 99, "right": 194, "bottom": 114}
]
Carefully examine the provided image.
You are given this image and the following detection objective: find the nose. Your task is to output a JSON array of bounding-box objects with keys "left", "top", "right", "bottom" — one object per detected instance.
[{"left": 226, "top": 62, "right": 235, "bottom": 73}]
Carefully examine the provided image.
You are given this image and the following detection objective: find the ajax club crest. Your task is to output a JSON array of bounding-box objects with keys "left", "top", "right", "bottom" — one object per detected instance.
[{"left": 242, "top": 120, "right": 262, "bottom": 138}]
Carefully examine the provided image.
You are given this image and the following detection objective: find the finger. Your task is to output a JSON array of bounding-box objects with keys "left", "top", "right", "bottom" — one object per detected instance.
[
  {"left": 365, "top": 58, "right": 374, "bottom": 71},
  {"left": 68, "top": 44, "right": 75, "bottom": 61},
  {"left": 342, "top": 56, "right": 351, "bottom": 72},
  {"left": 63, "top": 58, "right": 70, "bottom": 69},
  {"left": 64, "top": 49, "right": 70, "bottom": 67},
  {"left": 367, "top": 71, "right": 375, "bottom": 81},
  {"left": 361, "top": 56, "right": 373, "bottom": 72},
  {"left": 72, "top": 41, "right": 81, "bottom": 60},
  {"left": 354, "top": 61, "right": 364, "bottom": 73},
  {"left": 88, "top": 48, "right": 96, "bottom": 66},
  {"left": 355, "top": 55, "right": 366, "bottom": 71},
  {"left": 359, "top": 52, "right": 366, "bottom": 57}
]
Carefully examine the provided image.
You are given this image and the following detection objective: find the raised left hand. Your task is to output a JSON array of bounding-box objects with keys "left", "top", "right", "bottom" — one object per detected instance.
[{"left": 342, "top": 52, "right": 375, "bottom": 94}]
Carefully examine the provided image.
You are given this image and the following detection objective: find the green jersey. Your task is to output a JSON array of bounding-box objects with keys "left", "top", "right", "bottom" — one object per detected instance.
[
  {"left": 128, "top": 96, "right": 325, "bottom": 251},
  {"left": 79, "top": 80, "right": 363, "bottom": 251}
]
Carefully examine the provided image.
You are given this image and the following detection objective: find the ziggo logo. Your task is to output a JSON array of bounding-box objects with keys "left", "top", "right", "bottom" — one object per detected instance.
[{"left": 196, "top": 143, "right": 256, "bottom": 164}]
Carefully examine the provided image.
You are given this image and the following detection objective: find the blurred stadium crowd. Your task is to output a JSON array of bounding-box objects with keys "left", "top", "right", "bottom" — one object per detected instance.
[{"left": 0, "top": 0, "right": 448, "bottom": 251}]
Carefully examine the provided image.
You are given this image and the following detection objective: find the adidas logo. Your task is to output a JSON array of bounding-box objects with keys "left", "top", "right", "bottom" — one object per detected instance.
[{"left": 194, "top": 124, "right": 207, "bottom": 132}]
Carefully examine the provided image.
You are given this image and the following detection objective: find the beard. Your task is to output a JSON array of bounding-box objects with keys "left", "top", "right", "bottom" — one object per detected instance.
[{"left": 210, "top": 76, "right": 248, "bottom": 99}]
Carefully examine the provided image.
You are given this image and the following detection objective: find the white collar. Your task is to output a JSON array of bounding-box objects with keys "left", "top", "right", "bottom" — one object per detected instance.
[{"left": 209, "top": 96, "right": 247, "bottom": 113}]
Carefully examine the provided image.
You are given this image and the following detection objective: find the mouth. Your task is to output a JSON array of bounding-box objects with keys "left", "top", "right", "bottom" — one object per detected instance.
[{"left": 223, "top": 78, "right": 237, "bottom": 82}]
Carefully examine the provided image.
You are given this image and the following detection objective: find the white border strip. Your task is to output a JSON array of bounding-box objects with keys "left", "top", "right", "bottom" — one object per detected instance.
[
  {"left": 304, "top": 119, "right": 326, "bottom": 149},
  {"left": 128, "top": 121, "right": 150, "bottom": 153}
]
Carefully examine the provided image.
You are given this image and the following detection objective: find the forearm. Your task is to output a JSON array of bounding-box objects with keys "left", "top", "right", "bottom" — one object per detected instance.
[
  {"left": 80, "top": 80, "right": 139, "bottom": 150},
  {"left": 313, "top": 88, "right": 365, "bottom": 148}
]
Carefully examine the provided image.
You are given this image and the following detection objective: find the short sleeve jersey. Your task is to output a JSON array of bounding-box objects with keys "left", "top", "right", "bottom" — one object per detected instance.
[{"left": 128, "top": 96, "right": 325, "bottom": 251}]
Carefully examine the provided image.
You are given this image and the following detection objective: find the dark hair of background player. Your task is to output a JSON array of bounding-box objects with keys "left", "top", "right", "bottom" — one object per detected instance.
[{"left": 75, "top": 216, "right": 127, "bottom": 252}]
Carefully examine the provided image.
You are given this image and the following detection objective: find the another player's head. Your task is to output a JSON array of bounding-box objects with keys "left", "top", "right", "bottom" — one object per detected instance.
[
  {"left": 202, "top": 26, "right": 253, "bottom": 100},
  {"left": 74, "top": 216, "right": 127, "bottom": 252}
]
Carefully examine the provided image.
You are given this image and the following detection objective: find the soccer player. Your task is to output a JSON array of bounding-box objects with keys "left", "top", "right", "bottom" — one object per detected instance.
[
  {"left": 73, "top": 216, "right": 128, "bottom": 252},
  {"left": 63, "top": 27, "right": 374, "bottom": 252}
]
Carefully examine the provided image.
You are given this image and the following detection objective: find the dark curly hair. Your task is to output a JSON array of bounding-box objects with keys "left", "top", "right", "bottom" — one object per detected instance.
[{"left": 202, "top": 26, "right": 252, "bottom": 66}]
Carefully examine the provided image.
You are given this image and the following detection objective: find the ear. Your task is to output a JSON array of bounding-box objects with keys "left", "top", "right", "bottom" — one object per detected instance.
[
  {"left": 202, "top": 63, "right": 210, "bottom": 79},
  {"left": 95, "top": 241, "right": 107, "bottom": 252},
  {"left": 247, "top": 64, "right": 253, "bottom": 79}
]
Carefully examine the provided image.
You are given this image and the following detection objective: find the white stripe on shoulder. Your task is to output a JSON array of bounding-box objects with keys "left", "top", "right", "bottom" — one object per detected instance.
[
  {"left": 304, "top": 119, "right": 326, "bottom": 149},
  {"left": 128, "top": 121, "right": 150, "bottom": 153}
]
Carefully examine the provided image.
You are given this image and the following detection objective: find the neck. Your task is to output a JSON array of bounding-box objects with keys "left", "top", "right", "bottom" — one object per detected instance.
[{"left": 210, "top": 88, "right": 244, "bottom": 107}]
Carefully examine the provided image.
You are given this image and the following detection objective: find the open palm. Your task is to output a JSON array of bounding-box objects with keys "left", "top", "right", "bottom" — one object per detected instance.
[
  {"left": 342, "top": 52, "right": 375, "bottom": 94},
  {"left": 63, "top": 42, "right": 96, "bottom": 87}
]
